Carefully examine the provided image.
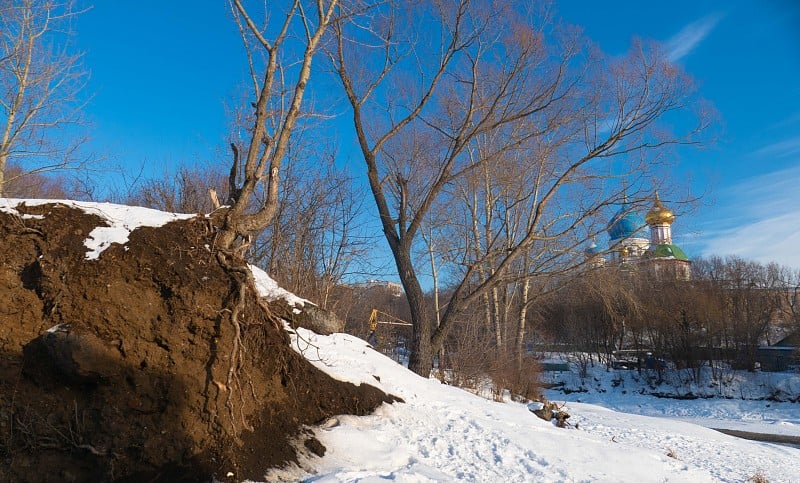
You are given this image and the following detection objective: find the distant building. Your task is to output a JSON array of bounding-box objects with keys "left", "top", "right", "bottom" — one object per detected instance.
[
  {"left": 588, "top": 194, "right": 691, "bottom": 279},
  {"left": 360, "top": 280, "right": 404, "bottom": 297},
  {"left": 758, "top": 333, "right": 800, "bottom": 372}
]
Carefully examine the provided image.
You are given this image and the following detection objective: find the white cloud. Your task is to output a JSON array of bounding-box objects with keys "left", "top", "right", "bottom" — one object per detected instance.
[
  {"left": 765, "top": 112, "right": 800, "bottom": 131},
  {"left": 752, "top": 136, "right": 800, "bottom": 158},
  {"left": 701, "top": 214, "right": 800, "bottom": 267},
  {"left": 697, "top": 164, "right": 800, "bottom": 269},
  {"left": 667, "top": 14, "right": 723, "bottom": 62}
]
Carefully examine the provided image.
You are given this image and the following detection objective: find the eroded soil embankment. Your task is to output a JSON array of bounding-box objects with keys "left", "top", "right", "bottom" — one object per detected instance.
[{"left": 0, "top": 202, "right": 396, "bottom": 482}]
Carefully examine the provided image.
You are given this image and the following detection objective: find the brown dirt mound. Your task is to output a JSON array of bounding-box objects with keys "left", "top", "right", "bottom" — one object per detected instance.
[{"left": 0, "top": 202, "right": 397, "bottom": 482}]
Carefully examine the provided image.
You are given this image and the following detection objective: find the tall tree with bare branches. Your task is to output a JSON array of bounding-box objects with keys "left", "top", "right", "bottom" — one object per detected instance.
[
  {"left": 0, "top": 0, "right": 89, "bottom": 196},
  {"left": 333, "top": 0, "right": 712, "bottom": 376}
]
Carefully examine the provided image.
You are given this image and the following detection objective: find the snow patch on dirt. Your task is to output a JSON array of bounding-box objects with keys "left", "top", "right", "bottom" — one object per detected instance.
[
  {"left": 250, "top": 263, "right": 309, "bottom": 307},
  {"left": 1, "top": 198, "right": 195, "bottom": 259}
]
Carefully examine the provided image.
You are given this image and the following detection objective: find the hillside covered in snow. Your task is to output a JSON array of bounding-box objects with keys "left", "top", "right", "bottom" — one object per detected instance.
[{"left": 270, "top": 320, "right": 800, "bottom": 482}]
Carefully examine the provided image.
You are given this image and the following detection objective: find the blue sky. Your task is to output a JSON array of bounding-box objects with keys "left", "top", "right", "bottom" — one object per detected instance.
[
  {"left": 556, "top": 0, "right": 800, "bottom": 269},
  {"left": 73, "top": 1, "right": 800, "bottom": 269}
]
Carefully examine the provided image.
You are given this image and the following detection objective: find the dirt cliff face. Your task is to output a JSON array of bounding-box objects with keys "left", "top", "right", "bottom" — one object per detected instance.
[{"left": 0, "top": 202, "right": 395, "bottom": 482}]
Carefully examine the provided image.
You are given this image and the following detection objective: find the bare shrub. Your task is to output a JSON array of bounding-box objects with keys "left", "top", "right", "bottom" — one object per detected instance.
[
  {"left": 1, "top": 163, "right": 73, "bottom": 199},
  {"left": 444, "top": 317, "right": 494, "bottom": 391},
  {"left": 488, "top": 353, "right": 541, "bottom": 402}
]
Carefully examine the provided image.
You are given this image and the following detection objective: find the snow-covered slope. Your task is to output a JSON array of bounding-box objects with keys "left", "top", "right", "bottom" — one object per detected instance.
[
  {"left": 233, "top": 266, "right": 800, "bottom": 482},
  {"left": 249, "top": 264, "right": 310, "bottom": 308},
  {"left": 270, "top": 325, "right": 800, "bottom": 482}
]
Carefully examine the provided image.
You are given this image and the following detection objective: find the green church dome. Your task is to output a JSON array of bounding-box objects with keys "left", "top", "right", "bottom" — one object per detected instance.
[{"left": 652, "top": 244, "right": 689, "bottom": 262}]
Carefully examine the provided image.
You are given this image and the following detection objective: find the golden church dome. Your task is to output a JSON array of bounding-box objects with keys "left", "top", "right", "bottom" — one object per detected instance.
[{"left": 645, "top": 193, "right": 675, "bottom": 226}]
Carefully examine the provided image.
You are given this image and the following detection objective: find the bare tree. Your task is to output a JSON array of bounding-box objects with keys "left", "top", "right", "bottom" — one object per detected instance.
[
  {"left": 247, "top": 150, "right": 373, "bottom": 310},
  {"left": 783, "top": 268, "right": 800, "bottom": 334},
  {"left": 333, "top": 0, "right": 711, "bottom": 375},
  {"left": 215, "top": 0, "right": 341, "bottom": 253},
  {"left": 721, "top": 257, "right": 784, "bottom": 370},
  {"left": 0, "top": 0, "right": 89, "bottom": 196},
  {"left": 642, "top": 257, "right": 787, "bottom": 374}
]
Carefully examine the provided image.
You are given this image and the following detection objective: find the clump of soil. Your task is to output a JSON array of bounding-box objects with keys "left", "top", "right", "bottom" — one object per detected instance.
[
  {"left": 530, "top": 398, "right": 572, "bottom": 428},
  {"left": 0, "top": 202, "right": 397, "bottom": 482}
]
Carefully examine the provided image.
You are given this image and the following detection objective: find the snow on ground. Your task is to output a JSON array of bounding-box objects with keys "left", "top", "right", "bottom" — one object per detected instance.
[
  {"left": 252, "top": 268, "right": 800, "bottom": 482},
  {"left": 0, "top": 198, "right": 195, "bottom": 259},
  {"left": 276, "top": 328, "right": 800, "bottom": 482},
  {"left": 541, "top": 357, "right": 800, "bottom": 438}
]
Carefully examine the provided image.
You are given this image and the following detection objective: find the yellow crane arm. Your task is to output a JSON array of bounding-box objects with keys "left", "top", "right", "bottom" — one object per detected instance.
[{"left": 368, "top": 309, "right": 411, "bottom": 332}]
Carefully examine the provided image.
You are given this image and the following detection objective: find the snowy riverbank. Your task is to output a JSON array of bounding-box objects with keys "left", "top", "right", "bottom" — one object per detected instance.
[{"left": 541, "top": 355, "right": 800, "bottom": 440}]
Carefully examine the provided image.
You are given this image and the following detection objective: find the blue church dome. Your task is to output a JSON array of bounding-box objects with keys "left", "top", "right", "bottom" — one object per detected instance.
[{"left": 607, "top": 202, "right": 646, "bottom": 241}]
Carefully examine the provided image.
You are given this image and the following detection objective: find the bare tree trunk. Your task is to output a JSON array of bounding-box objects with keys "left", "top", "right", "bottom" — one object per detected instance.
[
  {"left": 0, "top": 155, "right": 6, "bottom": 196},
  {"left": 516, "top": 277, "right": 531, "bottom": 369},
  {"left": 491, "top": 285, "right": 504, "bottom": 354},
  {"left": 424, "top": 228, "right": 445, "bottom": 370},
  {"left": 396, "top": 250, "right": 433, "bottom": 376}
]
